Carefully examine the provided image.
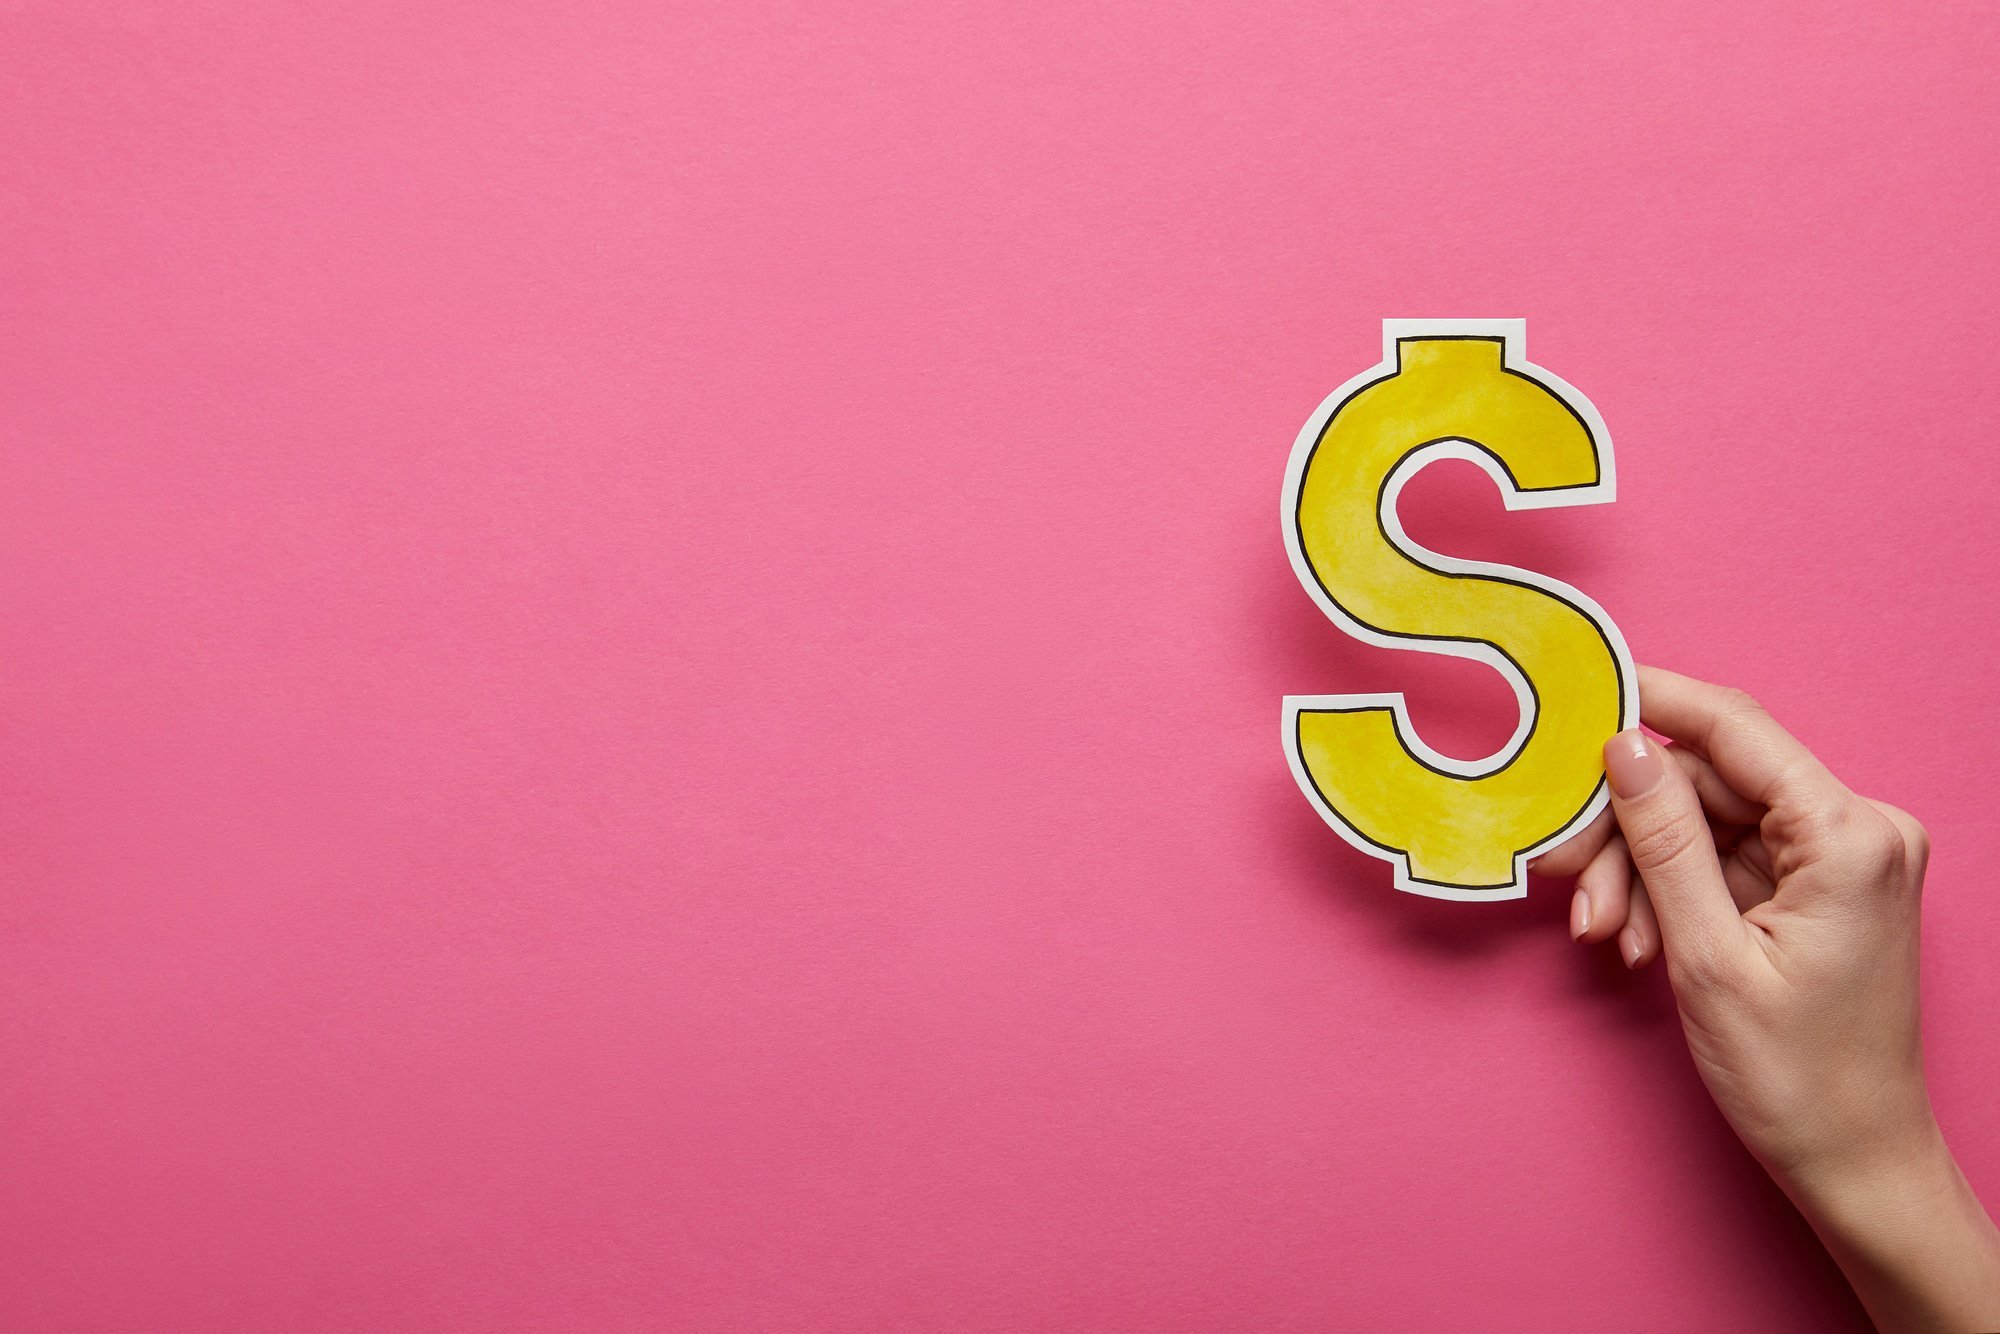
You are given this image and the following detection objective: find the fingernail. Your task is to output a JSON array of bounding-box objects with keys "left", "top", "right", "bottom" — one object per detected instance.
[
  {"left": 1570, "top": 888, "right": 1592, "bottom": 940},
  {"left": 1621, "top": 926, "right": 1645, "bottom": 968},
  {"left": 1604, "top": 730, "right": 1664, "bottom": 800}
]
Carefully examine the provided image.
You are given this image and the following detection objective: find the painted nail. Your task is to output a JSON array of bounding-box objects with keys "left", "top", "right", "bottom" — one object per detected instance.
[
  {"left": 1604, "top": 730, "right": 1664, "bottom": 800},
  {"left": 1570, "top": 888, "right": 1592, "bottom": 940},
  {"left": 1621, "top": 926, "right": 1645, "bottom": 968}
]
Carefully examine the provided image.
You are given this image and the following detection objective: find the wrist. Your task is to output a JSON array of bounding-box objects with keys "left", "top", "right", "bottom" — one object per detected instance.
[
  {"left": 1746, "top": 1074, "right": 1944, "bottom": 1218},
  {"left": 1775, "top": 1117, "right": 2000, "bottom": 1332},
  {"left": 1776, "top": 1112, "right": 1954, "bottom": 1231}
]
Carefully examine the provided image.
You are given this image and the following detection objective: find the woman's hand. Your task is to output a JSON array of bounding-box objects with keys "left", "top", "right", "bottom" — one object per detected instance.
[{"left": 1531, "top": 665, "right": 2000, "bottom": 1333}]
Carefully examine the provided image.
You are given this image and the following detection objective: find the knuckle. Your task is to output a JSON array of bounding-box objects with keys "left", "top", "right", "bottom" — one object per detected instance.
[
  {"left": 1837, "top": 804, "right": 1909, "bottom": 879},
  {"left": 1878, "top": 801, "right": 1932, "bottom": 862},
  {"left": 1624, "top": 813, "right": 1701, "bottom": 872},
  {"left": 1907, "top": 819, "right": 1932, "bottom": 870},
  {"left": 1706, "top": 687, "right": 1772, "bottom": 756},
  {"left": 1718, "top": 687, "right": 1766, "bottom": 725},
  {"left": 1780, "top": 799, "right": 1845, "bottom": 854},
  {"left": 1862, "top": 808, "right": 1906, "bottom": 860}
]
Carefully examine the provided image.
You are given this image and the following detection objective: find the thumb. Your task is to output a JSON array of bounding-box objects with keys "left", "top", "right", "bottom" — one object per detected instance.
[{"left": 1603, "top": 730, "right": 1746, "bottom": 974}]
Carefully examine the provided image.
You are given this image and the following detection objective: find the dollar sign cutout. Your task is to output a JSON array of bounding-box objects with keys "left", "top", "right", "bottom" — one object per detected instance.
[{"left": 1282, "top": 320, "right": 1637, "bottom": 900}]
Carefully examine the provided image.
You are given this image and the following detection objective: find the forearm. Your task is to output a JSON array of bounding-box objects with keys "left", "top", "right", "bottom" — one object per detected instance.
[{"left": 1779, "top": 1124, "right": 2000, "bottom": 1333}]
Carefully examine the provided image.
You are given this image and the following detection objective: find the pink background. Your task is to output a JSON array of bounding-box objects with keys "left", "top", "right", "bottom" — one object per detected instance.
[{"left": 3, "top": 3, "right": 1996, "bottom": 1330}]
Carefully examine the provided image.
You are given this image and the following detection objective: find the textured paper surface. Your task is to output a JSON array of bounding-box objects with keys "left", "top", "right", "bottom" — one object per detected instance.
[{"left": 3, "top": 3, "right": 1997, "bottom": 1331}]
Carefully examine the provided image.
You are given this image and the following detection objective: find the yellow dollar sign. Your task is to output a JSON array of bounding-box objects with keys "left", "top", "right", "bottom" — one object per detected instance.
[{"left": 1282, "top": 320, "right": 1637, "bottom": 900}]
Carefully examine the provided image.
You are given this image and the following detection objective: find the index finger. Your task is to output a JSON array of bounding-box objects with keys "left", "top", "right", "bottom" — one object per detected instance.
[{"left": 1636, "top": 665, "right": 1848, "bottom": 813}]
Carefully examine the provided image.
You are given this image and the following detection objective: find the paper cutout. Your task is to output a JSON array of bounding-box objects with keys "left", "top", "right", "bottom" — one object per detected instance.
[{"left": 1282, "top": 320, "right": 1638, "bottom": 900}]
